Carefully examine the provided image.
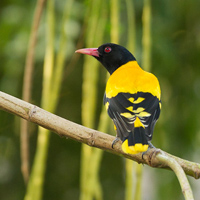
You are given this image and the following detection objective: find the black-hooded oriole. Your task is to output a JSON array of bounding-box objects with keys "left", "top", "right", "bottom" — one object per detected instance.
[{"left": 76, "top": 43, "right": 161, "bottom": 154}]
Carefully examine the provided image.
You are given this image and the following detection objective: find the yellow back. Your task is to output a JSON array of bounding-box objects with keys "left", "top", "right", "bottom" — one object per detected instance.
[{"left": 106, "top": 61, "right": 161, "bottom": 100}]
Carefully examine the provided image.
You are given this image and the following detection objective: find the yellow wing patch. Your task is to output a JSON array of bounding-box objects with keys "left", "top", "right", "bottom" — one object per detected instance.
[
  {"left": 126, "top": 106, "right": 133, "bottom": 112},
  {"left": 120, "top": 112, "right": 133, "bottom": 118},
  {"left": 137, "top": 111, "right": 151, "bottom": 117},
  {"left": 105, "top": 102, "right": 109, "bottom": 111},
  {"left": 128, "top": 97, "right": 135, "bottom": 103},
  {"left": 120, "top": 108, "right": 151, "bottom": 119},
  {"left": 133, "top": 97, "right": 145, "bottom": 104},
  {"left": 133, "top": 107, "right": 145, "bottom": 113}
]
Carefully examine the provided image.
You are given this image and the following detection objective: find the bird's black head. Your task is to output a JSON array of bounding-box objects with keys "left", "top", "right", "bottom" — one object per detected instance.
[{"left": 76, "top": 43, "right": 136, "bottom": 74}]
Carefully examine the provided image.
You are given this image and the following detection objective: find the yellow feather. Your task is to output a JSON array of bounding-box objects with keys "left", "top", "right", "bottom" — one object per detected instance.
[
  {"left": 105, "top": 102, "right": 109, "bottom": 111},
  {"left": 120, "top": 112, "right": 133, "bottom": 118},
  {"left": 128, "top": 97, "right": 135, "bottom": 103},
  {"left": 126, "top": 106, "right": 134, "bottom": 112},
  {"left": 133, "top": 97, "right": 145, "bottom": 104},
  {"left": 122, "top": 140, "right": 149, "bottom": 154},
  {"left": 106, "top": 61, "right": 161, "bottom": 100},
  {"left": 137, "top": 111, "right": 151, "bottom": 117},
  {"left": 134, "top": 117, "right": 144, "bottom": 128},
  {"left": 121, "top": 140, "right": 137, "bottom": 154},
  {"left": 129, "top": 143, "right": 148, "bottom": 153},
  {"left": 133, "top": 107, "right": 145, "bottom": 113}
]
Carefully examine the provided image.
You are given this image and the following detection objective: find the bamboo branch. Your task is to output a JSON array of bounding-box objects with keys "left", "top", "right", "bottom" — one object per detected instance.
[
  {"left": 1, "top": 91, "right": 200, "bottom": 180},
  {"left": 156, "top": 152, "right": 194, "bottom": 200}
]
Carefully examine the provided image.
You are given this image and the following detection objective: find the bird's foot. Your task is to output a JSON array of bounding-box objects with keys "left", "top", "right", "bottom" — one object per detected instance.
[
  {"left": 112, "top": 137, "right": 120, "bottom": 148},
  {"left": 148, "top": 141, "right": 156, "bottom": 149},
  {"left": 142, "top": 141, "right": 156, "bottom": 159}
]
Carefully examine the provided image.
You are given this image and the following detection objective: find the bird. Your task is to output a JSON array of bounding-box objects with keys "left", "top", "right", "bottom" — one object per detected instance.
[{"left": 75, "top": 43, "right": 161, "bottom": 154}]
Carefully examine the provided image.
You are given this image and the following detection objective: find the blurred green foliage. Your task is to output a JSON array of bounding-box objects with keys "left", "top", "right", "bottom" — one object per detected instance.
[{"left": 0, "top": 0, "right": 200, "bottom": 200}]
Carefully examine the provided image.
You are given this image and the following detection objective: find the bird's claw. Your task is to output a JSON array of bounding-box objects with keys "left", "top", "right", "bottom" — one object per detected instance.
[
  {"left": 112, "top": 137, "right": 120, "bottom": 148},
  {"left": 142, "top": 141, "right": 156, "bottom": 159}
]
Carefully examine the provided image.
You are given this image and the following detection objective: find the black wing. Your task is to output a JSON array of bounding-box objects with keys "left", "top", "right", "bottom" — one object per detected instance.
[{"left": 104, "top": 92, "right": 161, "bottom": 141}]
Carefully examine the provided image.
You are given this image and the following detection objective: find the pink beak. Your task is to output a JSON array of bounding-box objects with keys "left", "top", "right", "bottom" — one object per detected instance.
[{"left": 75, "top": 48, "right": 99, "bottom": 57}]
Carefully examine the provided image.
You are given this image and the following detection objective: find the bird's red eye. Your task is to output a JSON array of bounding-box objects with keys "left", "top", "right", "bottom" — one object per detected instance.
[{"left": 104, "top": 46, "right": 111, "bottom": 53}]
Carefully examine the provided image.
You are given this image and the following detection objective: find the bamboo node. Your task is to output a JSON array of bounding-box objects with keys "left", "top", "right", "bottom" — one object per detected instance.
[
  {"left": 87, "top": 133, "right": 95, "bottom": 146},
  {"left": 28, "top": 105, "right": 37, "bottom": 120}
]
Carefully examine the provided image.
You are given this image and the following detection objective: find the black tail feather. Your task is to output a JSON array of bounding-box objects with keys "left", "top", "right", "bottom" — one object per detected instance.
[{"left": 122, "top": 126, "right": 149, "bottom": 154}]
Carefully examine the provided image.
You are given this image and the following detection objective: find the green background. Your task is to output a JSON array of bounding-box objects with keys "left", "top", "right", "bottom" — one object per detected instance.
[{"left": 0, "top": 0, "right": 200, "bottom": 199}]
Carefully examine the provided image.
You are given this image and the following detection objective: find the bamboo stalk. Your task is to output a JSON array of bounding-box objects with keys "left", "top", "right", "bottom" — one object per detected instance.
[
  {"left": 82, "top": 45, "right": 109, "bottom": 200},
  {"left": 157, "top": 153, "right": 194, "bottom": 200},
  {"left": 80, "top": 0, "right": 106, "bottom": 199},
  {"left": 134, "top": 164, "right": 143, "bottom": 200},
  {"left": 24, "top": 0, "right": 74, "bottom": 199},
  {"left": 125, "top": 159, "right": 134, "bottom": 200},
  {"left": 110, "top": 0, "right": 119, "bottom": 43},
  {"left": 20, "top": 0, "right": 46, "bottom": 184},
  {"left": 142, "top": 0, "right": 152, "bottom": 72},
  {"left": 51, "top": 0, "right": 74, "bottom": 109},
  {"left": 24, "top": 0, "right": 55, "bottom": 199},
  {"left": 126, "top": 0, "right": 136, "bottom": 52}
]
